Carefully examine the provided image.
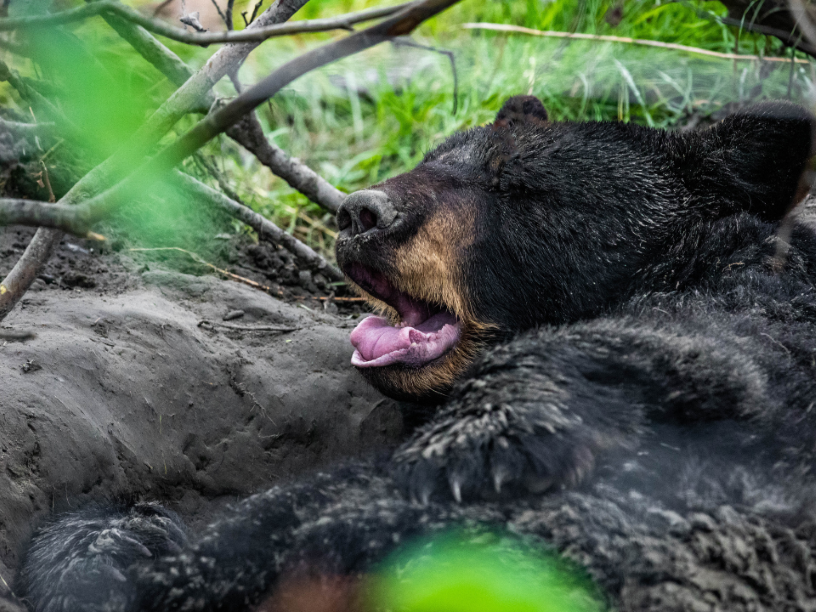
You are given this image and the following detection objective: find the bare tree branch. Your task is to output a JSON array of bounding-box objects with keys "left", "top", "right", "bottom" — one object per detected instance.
[
  {"left": 209, "top": 0, "right": 229, "bottom": 28},
  {"left": 0, "top": 170, "right": 344, "bottom": 281},
  {"left": 0, "top": 230, "right": 61, "bottom": 320},
  {"left": 0, "top": 198, "right": 96, "bottom": 236},
  {"left": 249, "top": 1, "right": 264, "bottom": 25},
  {"left": 0, "top": 0, "right": 308, "bottom": 322},
  {"left": 226, "top": 0, "right": 236, "bottom": 30},
  {"left": 100, "top": 12, "right": 193, "bottom": 88},
  {"left": 98, "top": 7, "right": 346, "bottom": 213},
  {"left": 226, "top": 114, "right": 345, "bottom": 213},
  {"left": 718, "top": 14, "right": 816, "bottom": 56},
  {"left": 0, "top": 60, "right": 81, "bottom": 129},
  {"left": 2, "top": 1, "right": 413, "bottom": 46},
  {"left": 0, "top": 0, "right": 460, "bottom": 320}
]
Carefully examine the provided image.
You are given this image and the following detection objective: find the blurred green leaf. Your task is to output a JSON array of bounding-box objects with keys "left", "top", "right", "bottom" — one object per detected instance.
[{"left": 371, "top": 532, "right": 603, "bottom": 612}]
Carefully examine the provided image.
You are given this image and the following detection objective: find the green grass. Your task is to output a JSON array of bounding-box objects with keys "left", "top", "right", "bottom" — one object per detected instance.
[{"left": 6, "top": 0, "right": 816, "bottom": 259}]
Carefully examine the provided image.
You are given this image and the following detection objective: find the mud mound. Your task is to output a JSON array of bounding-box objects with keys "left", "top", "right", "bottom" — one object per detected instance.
[{"left": 0, "top": 260, "right": 403, "bottom": 589}]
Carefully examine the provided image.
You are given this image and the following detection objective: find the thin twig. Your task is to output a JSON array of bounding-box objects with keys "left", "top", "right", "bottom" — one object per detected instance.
[
  {"left": 226, "top": 0, "right": 235, "bottom": 30},
  {"left": 717, "top": 14, "right": 816, "bottom": 57},
  {"left": 209, "top": 0, "right": 228, "bottom": 28},
  {"left": 0, "top": 0, "right": 309, "bottom": 323},
  {"left": 689, "top": 0, "right": 816, "bottom": 60},
  {"left": 462, "top": 22, "right": 813, "bottom": 63},
  {"left": 39, "top": 161, "right": 56, "bottom": 203},
  {"left": 1, "top": 1, "right": 415, "bottom": 46},
  {"left": 198, "top": 320, "right": 299, "bottom": 332},
  {"left": 249, "top": 0, "right": 263, "bottom": 25},
  {"left": 0, "top": 329, "right": 35, "bottom": 341}
]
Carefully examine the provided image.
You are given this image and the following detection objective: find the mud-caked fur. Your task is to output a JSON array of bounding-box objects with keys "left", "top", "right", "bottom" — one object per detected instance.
[
  {"left": 19, "top": 99, "right": 816, "bottom": 612},
  {"left": 21, "top": 454, "right": 816, "bottom": 612}
]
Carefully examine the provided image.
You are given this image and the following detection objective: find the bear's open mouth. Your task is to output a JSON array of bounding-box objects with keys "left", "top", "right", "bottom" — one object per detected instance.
[{"left": 344, "top": 263, "right": 461, "bottom": 368}]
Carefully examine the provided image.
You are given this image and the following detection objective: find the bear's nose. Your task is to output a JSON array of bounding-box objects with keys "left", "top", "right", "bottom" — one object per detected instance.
[{"left": 337, "top": 190, "right": 398, "bottom": 236}]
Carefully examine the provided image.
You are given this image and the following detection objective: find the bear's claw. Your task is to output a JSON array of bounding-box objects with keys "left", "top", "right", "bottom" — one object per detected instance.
[{"left": 392, "top": 398, "right": 601, "bottom": 503}]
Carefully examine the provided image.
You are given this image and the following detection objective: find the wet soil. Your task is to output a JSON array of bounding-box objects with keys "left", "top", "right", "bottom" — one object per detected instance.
[{"left": 0, "top": 226, "right": 403, "bottom": 592}]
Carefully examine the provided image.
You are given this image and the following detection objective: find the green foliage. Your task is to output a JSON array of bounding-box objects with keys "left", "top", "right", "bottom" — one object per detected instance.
[{"left": 370, "top": 531, "right": 603, "bottom": 612}]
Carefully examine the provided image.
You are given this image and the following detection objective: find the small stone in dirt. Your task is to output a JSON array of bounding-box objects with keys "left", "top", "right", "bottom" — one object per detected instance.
[
  {"left": 91, "top": 320, "right": 109, "bottom": 338},
  {"left": 64, "top": 242, "right": 89, "bottom": 255},
  {"left": 61, "top": 272, "right": 96, "bottom": 289},
  {"left": 21, "top": 359, "right": 42, "bottom": 373},
  {"left": 223, "top": 310, "right": 245, "bottom": 321},
  {"left": 298, "top": 270, "right": 319, "bottom": 293},
  {"left": 37, "top": 274, "right": 55, "bottom": 284}
]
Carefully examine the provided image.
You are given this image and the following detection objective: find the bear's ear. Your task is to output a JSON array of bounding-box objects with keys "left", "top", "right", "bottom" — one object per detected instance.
[
  {"left": 494, "top": 95, "right": 549, "bottom": 128},
  {"left": 689, "top": 101, "right": 815, "bottom": 221}
]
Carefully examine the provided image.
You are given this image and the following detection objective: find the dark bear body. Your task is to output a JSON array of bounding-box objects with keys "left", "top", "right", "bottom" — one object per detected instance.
[{"left": 18, "top": 98, "right": 816, "bottom": 612}]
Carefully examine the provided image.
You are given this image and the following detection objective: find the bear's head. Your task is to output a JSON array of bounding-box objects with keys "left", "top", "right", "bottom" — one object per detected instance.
[{"left": 336, "top": 96, "right": 815, "bottom": 401}]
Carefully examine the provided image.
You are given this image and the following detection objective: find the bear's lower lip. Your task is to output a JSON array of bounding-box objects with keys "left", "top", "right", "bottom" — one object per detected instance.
[{"left": 343, "top": 262, "right": 462, "bottom": 368}]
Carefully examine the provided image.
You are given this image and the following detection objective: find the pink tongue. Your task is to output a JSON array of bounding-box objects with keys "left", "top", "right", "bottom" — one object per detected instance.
[{"left": 350, "top": 312, "right": 461, "bottom": 368}]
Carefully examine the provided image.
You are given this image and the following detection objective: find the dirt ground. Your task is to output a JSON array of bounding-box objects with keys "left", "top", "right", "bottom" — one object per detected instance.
[{"left": 0, "top": 227, "right": 405, "bottom": 593}]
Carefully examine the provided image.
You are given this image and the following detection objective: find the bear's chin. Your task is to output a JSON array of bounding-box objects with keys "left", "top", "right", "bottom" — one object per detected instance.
[{"left": 354, "top": 359, "right": 457, "bottom": 404}]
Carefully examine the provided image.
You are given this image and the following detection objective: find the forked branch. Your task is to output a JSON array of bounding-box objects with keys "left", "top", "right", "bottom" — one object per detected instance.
[{"left": 1, "top": 1, "right": 413, "bottom": 46}]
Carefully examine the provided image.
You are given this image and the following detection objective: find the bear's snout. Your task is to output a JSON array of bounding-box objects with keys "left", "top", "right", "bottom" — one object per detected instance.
[{"left": 337, "top": 190, "right": 398, "bottom": 237}]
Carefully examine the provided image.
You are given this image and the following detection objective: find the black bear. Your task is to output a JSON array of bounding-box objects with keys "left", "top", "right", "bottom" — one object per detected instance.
[{"left": 19, "top": 97, "right": 816, "bottom": 612}]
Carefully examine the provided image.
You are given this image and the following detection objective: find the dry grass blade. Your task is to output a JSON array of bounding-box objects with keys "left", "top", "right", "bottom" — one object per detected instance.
[{"left": 462, "top": 22, "right": 812, "bottom": 63}]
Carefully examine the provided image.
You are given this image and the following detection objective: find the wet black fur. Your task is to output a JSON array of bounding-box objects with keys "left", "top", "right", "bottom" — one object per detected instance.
[{"left": 19, "top": 99, "right": 816, "bottom": 611}]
